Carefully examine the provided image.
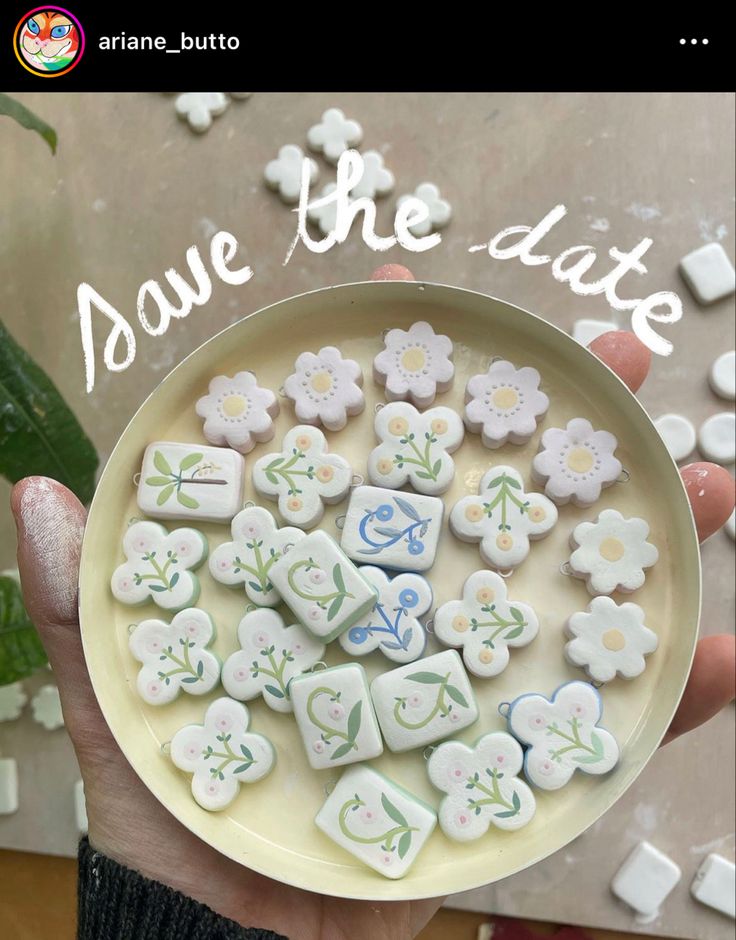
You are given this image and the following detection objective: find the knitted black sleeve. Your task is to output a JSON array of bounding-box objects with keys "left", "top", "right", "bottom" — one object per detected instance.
[{"left": 77, "top": 838, "right": 288, "bottom": 940}]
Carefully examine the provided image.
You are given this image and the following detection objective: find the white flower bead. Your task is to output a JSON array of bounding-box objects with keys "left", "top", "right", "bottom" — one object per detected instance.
[
  {"left": 0, "top": 683, "right": 27, "bottom": 722},
  {"left": 307, "top": 108, "right": 363, "bottom": 163},
  {"left": 195, "top": 372, "right": 279, "bottom": 454},
  {"left": 532, "top": 418, "right": 622, "bottom": 507},
  {"left": 569, "top": 509, "right": 659, "bottom": 595},
  {"left": 283, "top": 346, "right": 364, "bottom": 431},
  {"left": 174, "top": 93, "right": 229, "bottom": 133},
  {"left": 373, "top": 321, "right": 454, "bottom": 408},
  {"left": 350, "top": 150, "right": 395, "bottom": 199},
  {"left": 565, "top": 597, "right": 658, "bottom": 683},
  {"left": 31, "top": 685, "right": 64, "bottom": 731},
  {"left": 264, "top": 144, "right": 319, "bottom": 204},
  {"left": 464, "top": 360, "right": 549, "bottom": 448},
  {"left": 397, "top": 183, "right": 452, "bottom": 236}
]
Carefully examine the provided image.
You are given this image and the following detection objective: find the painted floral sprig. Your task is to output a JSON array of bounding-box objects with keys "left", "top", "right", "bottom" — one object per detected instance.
[
  {"left": 339, "top": 791, "right": 419, "bottom": 860},
  {"left": 202, "top": 734, "right": 256, "bottom": 780},
  {"left": 144, "top": 449, "right": 225, "bottom": 509},
  {"left": 393, "top": 670, "right": 469, "bottom": 731},
  {"left": 357, "top": 496, "right": 431, "bottom": 558},
  {"left": 465, "top": 767, "right": 521, "bottom": 818},
  {"left": 287, "top": 557, "right": 355, "bottom": 622},
  {"left": 307, "top": 687, "right": 363, "bottom": 761}
]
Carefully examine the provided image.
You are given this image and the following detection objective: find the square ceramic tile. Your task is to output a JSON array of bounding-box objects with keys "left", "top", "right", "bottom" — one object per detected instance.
[{"left": 679, "top": 242, "right": 736, "bottom": 304}]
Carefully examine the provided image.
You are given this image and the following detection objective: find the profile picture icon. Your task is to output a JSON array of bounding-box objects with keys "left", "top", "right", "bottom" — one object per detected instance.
[{"left": 14, "top": 7, "right": 85, "bottom": 77}]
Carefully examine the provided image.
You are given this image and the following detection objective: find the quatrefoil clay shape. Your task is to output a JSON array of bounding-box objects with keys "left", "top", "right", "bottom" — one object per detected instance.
[
  {"left": 264, "top": 144, "right": 319, "bottom": 204},
  {"left": 175, "top": 92, "right": 229, "bottom": 133},
  {"left": 307, "top": 107, "right": 363, "bottom": 162},
  {"left": 450, "top": 466, "right": 557, "bottom": 572}
]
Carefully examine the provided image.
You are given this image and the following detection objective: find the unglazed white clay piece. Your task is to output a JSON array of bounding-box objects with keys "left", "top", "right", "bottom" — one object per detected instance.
[
  {"left": 170, "top": 697, "right": 275, "bottom": 811},
  {"left": 0, "top": 759, "right": 19, "bottom": 815},
  {"left": 338, "top": 567, "right": 432, "bottom": 664},
  {"left": 264, "top": 144, "right": 319, "bottom": 204},
  {"left": 566, "top": 597, "right": 658, "bottom": 683},
  {"left": 370, "top": 650, "right": 479, "bottom": 753},
  {"left": 351, "top": 150, "right": 395, "bottom": 199},
  {"left": 397, "top": 183, "right": 452, "bottom": 237},
  {"left": 209, "top": 506, "right": 305, "bottom": 607},
  {"left": 129, "top": 608, "right": 221, "bottom": 705},
  {"left": 269, "top": 531, "right": 378, "bottom": 643},
  {"left": 290, "top": 663, "right": 383, "bottom": 769},
  {"left": 0, "top": 682, "right": 27, "bottom": 722},
  {"left": 315, "top": 765, "right": 436, "bottom": 879},
  {"left": 31, "top": 685, "right": 64, "bottom": 730},
  {"left": 679, "top": 242, "right": 736, "bottom": 305},
  {"left": 505, "top": 680, "right": 619, "bottom": 790},
  {"left": 569, "top": 509, "right": 659, "bottom": 595},
  {"left": 571, "top": 319, "right": 618, "bottom": 346},
  {"left": 709, "top": 350, "right": 736, "bottom": 401},
  {"left": 427, "top": 732, "right": 536, "bottom": 841},
  {"left": 307, "top": 183, "right": 345, "bottom": 236},
  {"left": 252, "top": 426, "right": 352, "bottom": 529},
  {"left": 691, "top": 853, "right": 736, "bottom": 919},
  {"left": 136, "top": 441, "right": 245, "bottom": 524},
  {"left": 373, "top": 321, "right": 454, "bottom": 408},
  {"left": 532, "top": 418, "right": 622, "bottom": 507},
  {"left": 283, "top": 346, "right": 364, "bottom": 432},
  {"left": 612, "top": 841, "right": 681, "bottom": 923},
  {"left": 368, "top": 402, "right": 464, "bottom": 496},
  {"left": 698, "top": 412, "right": 736, "bottom": 465},
  {"left": 464, "top": 360, "right": 549, "bottom": 449},
  {"left": 111, "top": 521, "right": 207, "bottom": 611},
  {"left": 449, "top": 466, "right": 557, "bottom": 572},
  {"left": 195, "top": 372, "right": 279, "bottom": 454},
  {"left": 74, "top": 780, "right": 88, "bottom": 833},
  {"left": 175, "top": 93, "right": 229, "bottom": 133},
  {"left": 653, "top": 414, "right": 696, "bottom": 463},
  {"left": 221, "top": 608, "right": 324, "bottom": 713},
  {"left": 434, "top": 570, "right": 539, "bottom": 678},
  {"left": 307, "top": 108, "right": 363, "bottom": 163},
  {"left": 340, "top": 486, "right": 444, "bottom": 573}
]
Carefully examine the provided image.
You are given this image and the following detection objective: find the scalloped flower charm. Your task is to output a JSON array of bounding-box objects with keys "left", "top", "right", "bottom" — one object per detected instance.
[
  {"left": 434, "top": 570, "right": 539, "bottom": 678},
  {"left": 283, "top": 346, "right": 365, "bottom": 432},
  {"left": 505, "top": 680, "right": 619, "bottom": 790},
  {"left": 565, "top": 597, "right": 658, "bottom": 683},
  {"left": 351, "top": 150, "right": 395, "bottom": 199},
  {"left": 397, "top": 183, "right": 452, "bottom": 236},
  {"left": 195, "top": 372, "right": 279, "bottom": 454},
  {"left": 307, "top": 107, "right": 363, "bottom": 162},
  {"left": 449, "top": 466, "right": 557, "bottom": 572},
  {"left": 170, "top": 697, "right": 275, "bottom": 811},
  {"left": 569, "top": 509, "right": 659, "bottom": 595},
  {"left": 373, "top": 321, "right": 454, "bottom": 408},
  {"left": 427, "top": 732, "right": 536, "bottom": 841},
  {"left": 31, "top": 685, "right": 64, "bottom": 731},
  {"left": 464, "top": 360, "right": 549, "bottom": 448},
  {"left": 0, "top": 683, "right": 27, "bottom": 723},
  {"left": 264, "top": 144, "right": 319, "bottom": 204},
  {"left": 532, "top": 418, "right": 622, "bottom": 507},
  {"left": 175, "top": 92, "right": 229, "bottom": 133}
]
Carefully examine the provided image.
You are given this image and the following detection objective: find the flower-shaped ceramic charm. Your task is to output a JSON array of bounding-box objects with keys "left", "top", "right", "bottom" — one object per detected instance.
[
  {"left": 307, "top": 107, "right": 363, "bottom": 162},
  {"left": 505, "top": 680, "right": 619, "bottom": 790},
  {"left": 565, "top": 597, "right": 658, "bottom": 683},
  {"left": 175, "top": 92, "right": 229, "bottom": 133},
  {"left": 221, "top": 608, "right": 325, "bottom": 713},
  {"left": 252, "top": 426, "right": 352, "bottom": 528},
  {"left": 283, "top": 346, "right": 365, "bottom": 431},
  {"left": 569, "top": 509, "right": 659, "bottom": 595},
  {"left": 532, "top": 418, "right": 622, "bottom": 507},
  {"left": 195, "top": 372, "right": 279, "bottom": 454},
  {"left": 208, "top": 506, "right": 305, "bottom": 607},
  {"left": 368, "top": 402, "right": 464, "bottom": 496},
  {"left": 129, "top": 608, "right": 221, "bottom": 706},
  {"left": 31, "top": 685, "right": 64, "bottom": 730},
  {"left": 170, "top": 697, "right": 275, "bottom": 811},
  {"left": 0, "top": 683, "right": 27, "bottom": 723},
  {"left": 306, "top": 183, "right": 345, "bottom": 235},
  {"left": 427, "top": 732, "right": 536, "bottom": 842},
  {"left": 351, "top": 150, "right": 395, "bottom": 199},
  {"left": 464, "top": 360, "right": 549, "bottom": 448},
  {"left": 449, "top": 466, "right": 557, "bottom": 572},
  {"left": 338, "top": 566, "right": 433, "bottom": 664},
  {"left": 397, "top": 183, "right": 452, "bottom": 236},
  {"left": 264, "top": 144, "right": 319, "bottom": 204},
  {"left": 434, "top": 570, "right": 539, "bottom": 678},
  {"left": 111, "top": 521, "right": 208, "bottom": 612},
  {"left": 373, "top": 321, "right": 454, "bottom": 408}
]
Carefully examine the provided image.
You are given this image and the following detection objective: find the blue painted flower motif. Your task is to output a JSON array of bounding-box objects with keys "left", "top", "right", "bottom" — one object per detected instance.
[
  {"left": 408, "top": 540, "right": 424, "bottom": 556},
  {"left": 357, "top": 496, "right": 432, "bottom": 558},
  {"left": 399, "top": 588, "right": 419, "bottom": 608},
  {"left": 375, "top": 504, "right": 394, "bottom": 522},
  {"left": 349, "top": 626, "right": 369, "bottom": 645}
]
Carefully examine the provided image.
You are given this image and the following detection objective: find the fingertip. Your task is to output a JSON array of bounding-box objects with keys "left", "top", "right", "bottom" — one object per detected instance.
[
  {"left": 663, "top": 634, "right": 735, "bottom": 744},
  {"left": 588, "top": 330, "right": 651, "bottom": 393},
  {"left": 680, "top": 462, "right": 735, "bottom": 542},
  {"left": 370, "top": 264, "right": 416, "bottom": 282}
]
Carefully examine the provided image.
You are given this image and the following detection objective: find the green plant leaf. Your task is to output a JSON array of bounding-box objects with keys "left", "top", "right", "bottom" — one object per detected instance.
[
  {"left": 432, "top": 459, "right": 442, "bottom": 476},
  {"left": 573, "top": 753, "right": 603, "bottom": 764},
  {"left": 503, "top": 626, "right": 524, "bottom": 640},
  {"left": 509, "top": 607, "right": 526, "bottom": 624},
  {"left": 512, "top": 790, "right": 521, "bottom": 810},
  {"left": 0, "top": 319, "right": 98, "bottom": 503},
  {"left": 176, "top": 491, "right": 199, "bottom": 509},
  {"left": 414, "top": 471, "right": 433, "bottom": 480},
  {"left": 0, "top": 575, "right": 47, "bottom": 684},
  {"left": 445, "top": 684, "right": 469, "bottom": 708},
  {"left": 265, "top": 470, "right": 278, "bottom": 485},
  {"left": 0, "top": 94, "right": 57, "bottom": 154},
  {"left": 179, "top": 452, "right": 203, "bottom": 471},
  {"left": 381, "top": 793, "right": 408, "bottom": 828},
  {"left": 504, "top": 475, "right": 521, "bottom": 489},
  {"left": 330, "top": 741, "right": 355, "bottom": 760},
  {"left": 153, "top": 450, "right": 172, "bottom": 474},
  {"left": 157, "top": 484, "right": 175, "bottom": 505},
  {"left": 240, "top": 744, "right": 253, "bottom": 761},
  {"left": 264, "top": 684, "right": 285, "bottom": 699},
  {"left": 169, "top": 572, "right": 179, "bottom": 588},
  {"left": 332, "top": 564, "right": 346, "bottom": 594},
  {"left": 407, "top": 671, "right": 444, "bottom": 684},
  {"left": 398, "top": 830, "right": 412, "bottom": 859},
  {"left": 145, "top": 475, "right": 172, "bottom": 486},
  {"left": 327, "top": 595, "right": 344, "bottom": 621},
  {"left": 494, "top": 808, "right": 520, "bottom": 818},
  {"left": 347, "top": 699, "right": 362, "bottom": 742},
  {"left": 590, "top": 731, "right": 604, "bottom": 757}
]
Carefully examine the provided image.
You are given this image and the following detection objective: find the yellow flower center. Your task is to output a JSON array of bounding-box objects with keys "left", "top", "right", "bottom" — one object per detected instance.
[
  {"left": 401, "top": 347, "right": 426, "bottom": 372},
  {"left": 317, "top": 466, "right": 334, "bottom": 482},
  {"left": 492, "top": 387, "right": 518, "bottom": 410},
  {"left": 465, "top": 504, "right": 484, "bottom": 523},
  {"left": 479, "top": 649, "right": 494, "bottom": 664},
  {"left": 295, "top": 435, "right": 312, "bottom": 450},
  {"left": 311, "top": 372, "right": 332, "bottom": 393},
  {"left": 388, "top": 417, "right": 409, "bottom": 436},
  {"left": 431, "top": 418, "right": 448, "bottom": 435},
  {"left": 567, "top": 447, "right": 594, "bottom": 473},
  {"left": 452, "top": 615, "right": 469, "bottom": 633},
  {"left": 599, "top": 537, "right": 625, "bottom": 562},
  {"left": 377, "top": 458, "right": 393, "bottom": 475},
  {"left": 476, "top": 588, "right": 494, "bottom": 604},
  {"left": 222, "top": 394, "right": 248, "bottom": 418},
  {"left": 529, "top": 506, "right": 547, "bottom": 523},
  {"left": 602, "top": 628, "right": 626, "bottom": 651},
  {"left": 496, "top": 533, "right": 513, "bottom": 550}
]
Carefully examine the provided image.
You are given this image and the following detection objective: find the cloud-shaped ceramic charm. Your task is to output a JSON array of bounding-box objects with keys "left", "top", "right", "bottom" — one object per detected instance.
[
  {"left": 175, "top": 92, "right": 229, "bottom": 133},
  {"left": 264, "top": 144, "right": 319, "bottom": 204},
  {"left": 464, "top": 360, "right": 549, "bottom": 448},
  {"left": 283, "top": 346, "right": 365, "bottom": 432},
  {"left": 373, "top": 321, "right": 454, "bottom": 408},
  {"left": 307, "top": 108, "right": 363, "bottom": 162},
  {"left": 569, "top": 509, "right": 659, "bottom": 595},
  {"left": 195, "top": 372, "right": 279, "bottom": 454},
  {"left": 565, "top": 597, "right": 658, "bottom": 683},
  {"left": 397, "top": 183, "right": 452, "bottom": 236},
  {"left": 351, "top": 150, "right": 395, "bottom": 199},
  {"left": 532, "top": 418, "right": 622, "bottom": 507}
]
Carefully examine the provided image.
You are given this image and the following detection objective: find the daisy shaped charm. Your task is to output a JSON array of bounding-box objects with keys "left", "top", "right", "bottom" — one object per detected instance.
[
  {"left": 31, "top": 686, "right": 64, "bottom": 731},
  {"left": 175, "top": 92, "right": 229, "bottom": 133},
  {"left": 532, "top": 418, "right": 622, "bottom": 507},
  {"left": 264, "top": 144, "right": 319, "bottom": 204},
  {"left": 252, "top": 426, "right": 352, "bottom": 528},
  {"left": 195, "top": 372, "right": 279, "bottom": 454},
  {"left": 129, "top": 608, "right": 221, "bottom": 706},
  {"left": 351, "top": 150, "right": 395, "bottom": 199},
  {"left": 505, "top": 681, "right": 620, "bottom": 790},
  {"left": 464, "top": 360, "right": 549, "bottom": 448},
  {"left": 427, "top": 732, "right": 536, "bottom": 842},
  {"left": 373, "top": 321, "right": 454, "bottom": 408},
  {"left": 368, "top": 402, "right": 464, "bottom": 496},
  {"left": 221, "top": 608, "right": 325, "bottom": 713},
  {"left": 397, "top": 183, "right": 452, "bottom": 237},
  {"left": 307, "top": 108, "right": 363, "bottom": 162},
  {"left": 434, "top": 570, "right": 539, "bottom": 678},
  {"left": 569, "top": 509, "right": 659, "bottom": 595},
  {"left": 208, "top": 506, "right": 305, "bottom": 607},
  {"left": 283, "top": 346, "right": 365, "bottom": 431},
  {"left": 449, "top": 466, "right": 557, "bottom": 572},
  {"left": 565, "top": 597, "right": 658, "bottom": 683},
  {"left": 170, "top": 697, "right": 275, "bottom": 811},
  {"left": 111, "top": 521, "right": 208, "bottom": 612}
]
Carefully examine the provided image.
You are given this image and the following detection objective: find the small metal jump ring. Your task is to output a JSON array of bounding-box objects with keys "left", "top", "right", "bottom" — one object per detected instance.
[
  {"left": 160, "top": 741, "right": 171, "bottom": 755},
  {"left": 335, "top": 514, "right": 346, "bottom": 530},
  {"left": 311, "top": 661, "right": 328, "bottom": 672},
  {"left": 497, "top": 701, "right": 511, "bottom": 718},
  {"left": 498, "top": 569, "right": 514, "bottom": 579},
  {"left": 282, "top": 541, "right": 296, "bottom": 553},
  {"left": 381, "top": 328, "right": 390, "bottom": 339},
  {"left": 324, "top": 779, "right": 336, "bottom": 796},
  {"left": 592, "top": 680, "right": 604, "bottom": 689},
  {"left": 374, "top": 402, "right": 385, "bottom": 414},
  {"left": 351, "top": 473, "right": 364, "bottom": 487},
  {"left": 422, "top": 745, "right": 437, "bottom": 761},
  {"left": 243, "top": 499, "right": 256, "bottom": 509},
  {"left": 490, "top": 355, "right": 504, "bottom": 364},
  {"left": 559, "top": 561, "right": 573, "bottom": 576},
  {"left": 127, "top": 623, "right": 137, "bottom": 635},
  {"left": 127, "top": 516, "right": 142, "bottom": 526},
  {"left": 617, "top": 468, "right": 631, "bottom": 484},
  {"left": 132, "top": 472, "right": 141, "bottom": 487},
  {"left": 424, "top": 618, "right": 435, "bottom": 635},
  {"left": 245, "top": 604, "right": 257, "bottom": 613},
  {"left": 278, "top": 385, "right": 287, "bottom": 397}
]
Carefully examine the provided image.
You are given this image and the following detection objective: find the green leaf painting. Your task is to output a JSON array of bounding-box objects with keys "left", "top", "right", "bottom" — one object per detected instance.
[{"left": 0, "top": 575, "right": 47, "bottom": 684}]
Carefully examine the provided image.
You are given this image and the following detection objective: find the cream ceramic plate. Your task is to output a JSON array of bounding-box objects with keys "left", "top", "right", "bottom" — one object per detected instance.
[{"left": 79, "top": 282, "right": 701, "bottom": 900}]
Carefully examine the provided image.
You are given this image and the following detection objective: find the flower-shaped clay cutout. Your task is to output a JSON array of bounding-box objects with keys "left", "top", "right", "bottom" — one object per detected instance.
[
  {"left": 129, "top": 608, "right": 221, "bottom": 706},
  {"left": 565, "top": 597, "right": 658, "bottom": 683},
  {"left": 252, "top": 426, "right": 352, "bottom": 528},
  {"left": 221, "top": 608, "right": 325, "bottom": 713},
  {"left": 427, "top": 732, "right": 536, "bottom": 842},
  {"left": 434, "top": 570, "right": 539, "bottom": 677},
  {"left": 209, "top": 506, "right": 305, "bottom": 607},
  {"left": 195, "top": 371, "right": 279, "bottom": 454},
  {"left": 450, "top": 466, "right": 557, "bottom": 572},
  {"left": 170, "top": 697, "right": 275, "bottom": 811},
  {"left": 464, "top": 360, "right": 549, "bottom": 448},
  {"left": 368, "top": 402, "right": 464, "bottom": 496},
  {"left": 397, "top": 183, "right": 452, "bottom": 236},
  {"left": 532, "top": 418, "right": 622, "bottom": 507},
  {"left": 0, "top": 683, "right": 27, "bottom": 722},
  {"left": 506, "top": 680, "right": 619, "bottom": 790},
  {"left": 264, "top": 144, "right": 319, "bottom": 204},
  {"left": 307, "top": 107, "right": 363, "bottom": 162},
  {"left": 175, "top": 92, "right": 229, "bottom": 133},
  {"left": 569, "top": 509, "right": 659, "bottom": 595},
  {"left": 306, "top": 183, "right": 346, "bottom": 235},
  {"left": 283, "top": 346, "right": 365, "bottom": 431},
  {"left": 339, "top": 566, "right": 433, "bottom": 664},
  {"left": 351, "top": 150, "right": 395, "bottom": 199},
  {"left": 111, "top": 521, "right": 207, "bottom": 612},
  {"left": 31, "top": 685, "right": 64, "bottom": 730},
  {"left": 373, "top": 321, "right": 455, "bottom": 408}
]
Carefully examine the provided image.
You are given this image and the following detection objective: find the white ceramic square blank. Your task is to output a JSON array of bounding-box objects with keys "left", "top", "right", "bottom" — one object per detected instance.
[
  {"left": 679, "top": 242, "right": 736, "bottom": 305},
  {"left": 690, "top": 853, "right": 735, "bottom": 918},
  {"left": 0, "top": 758, "right": 18, "bottom": 815},
  {"left": 611, "top": 841, "right": 681, "bottom": 922}
]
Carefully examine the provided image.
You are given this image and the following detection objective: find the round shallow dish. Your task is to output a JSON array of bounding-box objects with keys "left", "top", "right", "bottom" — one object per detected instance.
[{"left": 79, "top": 281, "right": 701, "bottom": 900}]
